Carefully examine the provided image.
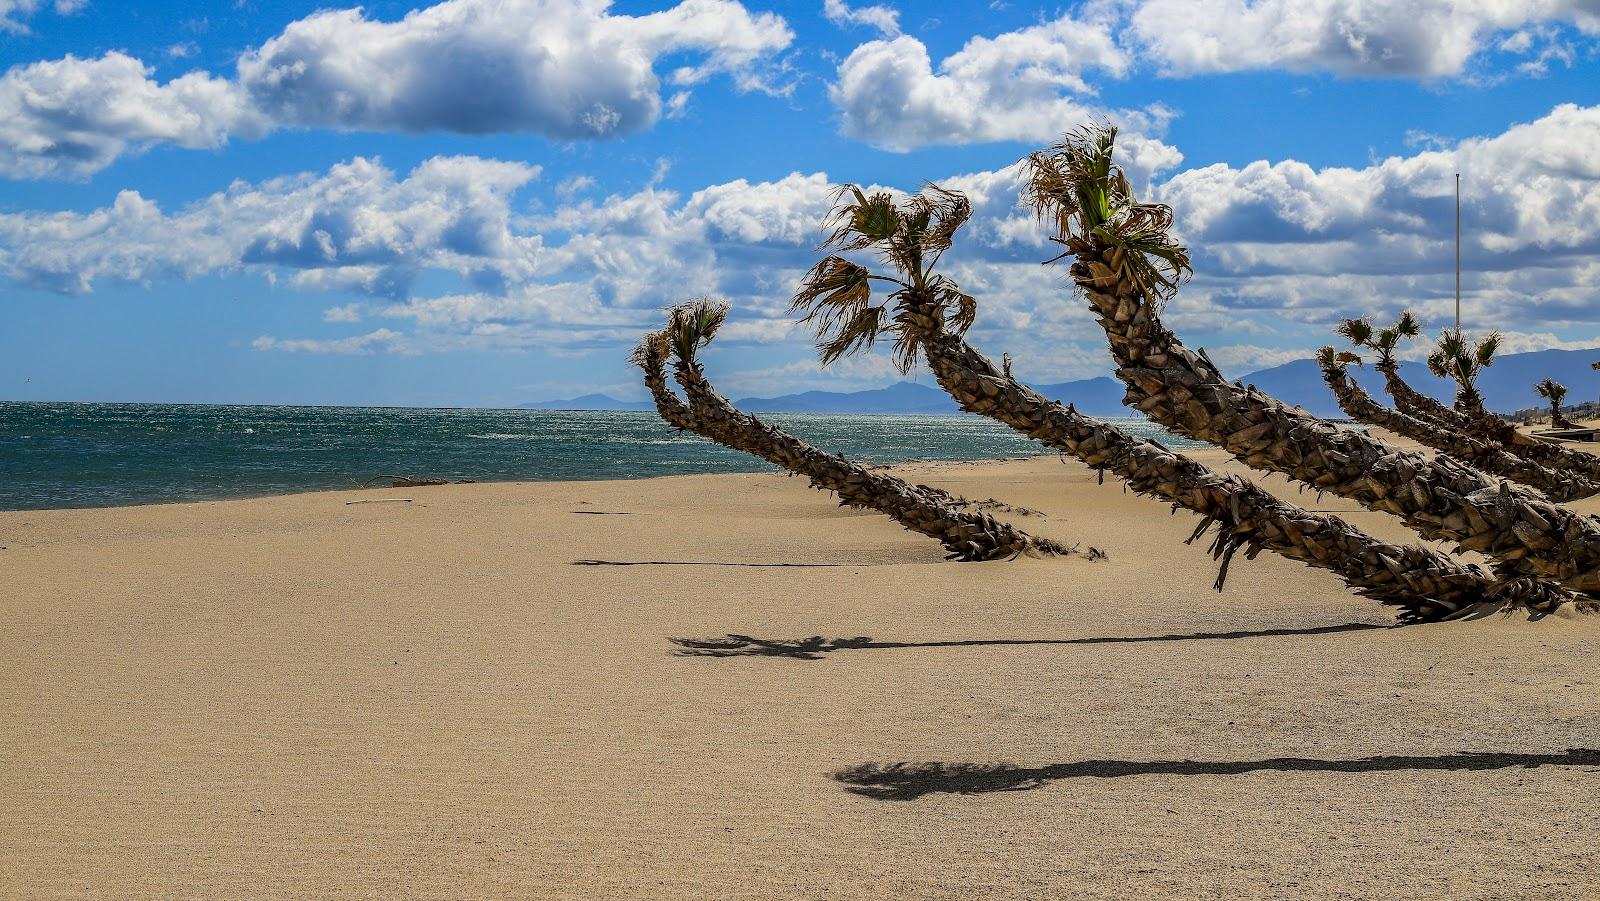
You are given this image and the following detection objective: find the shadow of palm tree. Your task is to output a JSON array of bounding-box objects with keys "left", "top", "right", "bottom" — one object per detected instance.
[
  {"left": 835, "top": 749, "right": 1600, "bottom": 800},
  {"left": 671, "top": 622, "right": 1386, "bottom": 660}
]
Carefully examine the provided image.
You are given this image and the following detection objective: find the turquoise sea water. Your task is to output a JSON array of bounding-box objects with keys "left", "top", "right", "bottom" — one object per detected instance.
[{"left": 0, "top": 402, "right": 1201, "bottom": 511}]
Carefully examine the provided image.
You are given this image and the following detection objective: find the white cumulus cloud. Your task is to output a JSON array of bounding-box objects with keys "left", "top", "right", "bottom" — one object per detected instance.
[
  {"left": 1127, "top": 0, "right": 1600, "bottom": 78},
  {"left": 0, "top": 0, "right": 793, "bottom": 179},
  {"left": 828, "top": 11, "right": 1180, "bottom": 176},
  {"left": 822, "top": 0, "right": 900, "bottom": 37},
  {"left": 0, "top": 52, "right": 262, "bottom": 180},
  {"left": 0, "top": 155, "right": 543, "bottom": 293}
]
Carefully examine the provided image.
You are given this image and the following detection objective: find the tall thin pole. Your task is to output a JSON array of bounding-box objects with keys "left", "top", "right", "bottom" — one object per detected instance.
[{"left": 1455, "top": 173, "right": 1461, "bottom": 331}]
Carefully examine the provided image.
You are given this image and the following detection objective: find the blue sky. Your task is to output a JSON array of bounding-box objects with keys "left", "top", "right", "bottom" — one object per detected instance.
[{"left": 3, "top": 0, "right": 1599, "bottom": 407}]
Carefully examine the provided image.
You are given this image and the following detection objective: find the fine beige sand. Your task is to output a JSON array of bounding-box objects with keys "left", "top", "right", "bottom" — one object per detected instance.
[{"left": 4, "top": 442, "right": 1600, "bottom": 899}]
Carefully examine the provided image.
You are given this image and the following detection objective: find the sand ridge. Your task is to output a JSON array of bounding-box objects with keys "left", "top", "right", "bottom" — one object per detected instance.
[{"left": 3, "top": 448, "right": 1600, "bottom": 899}]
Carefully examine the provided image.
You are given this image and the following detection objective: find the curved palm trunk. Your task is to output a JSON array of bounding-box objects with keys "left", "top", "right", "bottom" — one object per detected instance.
[
  {"left": 639, "top": 341, "right": 1064, "bottom": 562},
  {"left": 1320, "top": 354, "right": 1600, "bottom": 502},
  {"left": 1390, "top": 360, "right": 1600, "bottom": 476},
  {"left": 890, "top": 300, "right": 1568, "bottom": 622},
  {"left": 1065, "top": 244, "right": 1600, "bottom": 595},
  {"left": 1376, "top": 360, "right": 1600, "bottom": 479},
  {"left": 1450, "top": 396, "right": 1600, "bottom": 479},
  {"left": 1376, "top": 362, "right": 1469, "bottom": 428}
]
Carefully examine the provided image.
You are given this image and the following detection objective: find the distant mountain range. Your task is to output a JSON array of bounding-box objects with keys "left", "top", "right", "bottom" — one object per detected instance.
[
  {"left": 520, "top": 347, "right": 1600, "bottom": 417},
  {"left": 517, "top": 393, "right": 654, "bottom": 412}
]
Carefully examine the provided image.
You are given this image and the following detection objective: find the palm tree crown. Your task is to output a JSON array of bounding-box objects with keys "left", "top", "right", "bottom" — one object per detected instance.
[
  {"left": 1426, "top": 328, "right": 1500, "bottom": 392},
  {"left": 1022, "top": 123, "right": 1192, "bottom": 308},
  {"left": 1534, "top": 378, "right": 1568, "bottom": 407},
  {"left": 791, "top": 184, "right": 978, "bottom": 372},
  {"left": 1335, "top": 311, "right": 1421, "bottom": 370}
]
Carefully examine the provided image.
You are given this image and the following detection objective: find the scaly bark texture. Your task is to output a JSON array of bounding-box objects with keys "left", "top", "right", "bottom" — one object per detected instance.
[
  {"left": 1375, "top": 362, "right": 1470, "bottom": 429},
  {"left": 1374, "top": 362, "right": 1600, "bottom": 479},
  {"left": 892, "top": 298, "right": 1569, "bottom": 621},
  {"left": 1450, "top": 395, "right": 1600, "bottom": 480},
  {"left": 633, "top": 327, "right": 1067, "bottom": 562},
  {"left": 1320, "top": 351, "right": 1600, "bottom": 502},
  {"left": 1066, "top": 248, "right": 1600, "bottom": 594}
]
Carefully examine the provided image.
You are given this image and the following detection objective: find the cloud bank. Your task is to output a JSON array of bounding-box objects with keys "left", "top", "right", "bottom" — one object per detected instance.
[{"left": 0, "top": 0, "right": 793, "bottom": 179}]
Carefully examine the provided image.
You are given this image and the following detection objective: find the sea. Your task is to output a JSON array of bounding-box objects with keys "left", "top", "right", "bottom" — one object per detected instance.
[{"left": 0, "top": 402, "right": 1202, "bottom": 511}]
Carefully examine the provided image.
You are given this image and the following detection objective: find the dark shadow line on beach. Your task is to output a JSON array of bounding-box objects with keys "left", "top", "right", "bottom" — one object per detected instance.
[
  {"left": 834, "top": 749, "right": 1600, "bottom": 800},
  {"left": 670, "top": 622, "right": 1385, "bottom": 659},
  {"left": 574, "top": 559, "right": 849, "bottom": 568}
]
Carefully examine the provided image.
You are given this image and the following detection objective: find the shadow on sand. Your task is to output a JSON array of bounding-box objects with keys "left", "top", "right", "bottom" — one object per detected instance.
[
  {"left": 834, "top": 749, "right": 1600, "bottom": 800},
  {"left": 671, "top": 622, "right": 1386, "bottom": 659}
]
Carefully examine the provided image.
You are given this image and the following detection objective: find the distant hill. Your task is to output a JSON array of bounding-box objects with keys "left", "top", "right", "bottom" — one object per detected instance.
[
  {"left": 519, "top": 347, "right": 1600, "bottom": 417},
  {"left": 734, "top": 381, "right": 958, "bottom": 414},
  {"left": 734, "top": 377, "right": 1132, "bottom": 416},
  {"left": 517, "top": 393, "right": 653, "bottom": 412}
]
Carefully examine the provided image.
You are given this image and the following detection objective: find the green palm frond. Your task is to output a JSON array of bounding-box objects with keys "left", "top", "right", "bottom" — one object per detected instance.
[
  {"left": 1023, "top": 122, "right": 1191, "bottom": 306},
  {"left": 794, "top": 183, "right": 985, "bottom": 372},
  {"left": 1394, "top": 310, "right": 1421, "bottom": 338},
  {"left": 1534, "top": 378, "right": 1567, "bottom": 405},
  {"left": 665, "top": 298, "right": 729, "bottom": 367},
  {"left": 1336, "top": 318, "right": 1374, "bottom": 348},
  {"left": 1474, "top": 332, "right": 1500, "bottom": 368},
  {"left": 1428, "top": 327, "right": 1499, "bottom": 390},
  {"left": 821, "top": 186, "right": 900, "bottom": 253}
]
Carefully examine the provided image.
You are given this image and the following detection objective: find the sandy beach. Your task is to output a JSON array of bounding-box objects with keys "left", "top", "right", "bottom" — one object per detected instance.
[{"left": 4, "top": 442, "right": 1600, "bottom": 899}]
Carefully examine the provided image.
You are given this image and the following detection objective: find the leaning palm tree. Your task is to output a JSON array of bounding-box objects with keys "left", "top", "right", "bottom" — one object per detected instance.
[
  {"left": 788, "top": 184, "right": 1569, "bottom": 621},
  {"left": 1317, "top": 347, "right": 1597, "bottom": 501},
  {"left": 1428, "top": 328, "right": 1500, "bottom": 417},
  {"left": 632, "top": 301, "right": 1066, "bottom": 561},
  {"left": 1024, "top": 123, "right": 1600, "bottom": 597},
  {"left": 1338, "top": 321, "right": 1600, "bottom": 477},
  {"left": 1335, "top": 313, "right": 1461, "bottom": 426},
  {"left": 1534, "top": 378, "right": 1574, "bottom": 429}
]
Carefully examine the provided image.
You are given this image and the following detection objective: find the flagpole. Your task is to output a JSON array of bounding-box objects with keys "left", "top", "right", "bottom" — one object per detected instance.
[{"left": 1455, "top": 172, "right": 1461, "bottom": 331}]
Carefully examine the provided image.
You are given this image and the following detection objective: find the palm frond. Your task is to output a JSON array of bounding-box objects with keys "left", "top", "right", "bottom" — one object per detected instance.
[
  {"left": 665, "top": 298, "right": 728, "bottom": 367},
  {"left": 1024, "top": 122, "right": 1192, "bottom": 306},
  {"left": 1534, "top": 378, "right": 1567, "bottom": 404},
  {"left": 629, "top": 328, "right": 670, "bottom": 371},
  {"left": 1393, "top": 310, "right": 1421, "bottom": 338},
  {"left": 791, "top": 256, "right": 889, "bottom": 364},
  {"left": 1474, "top": 332, "right": 1501, "bottom": 368},
  {"left": 1336, "top": 318, "right": 1373, "bottom": 348}
]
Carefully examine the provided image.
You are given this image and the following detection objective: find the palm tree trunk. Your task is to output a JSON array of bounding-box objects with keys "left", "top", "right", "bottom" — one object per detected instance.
[
  {"left": 1376, "top": 362, "right": 1470, "bottom": 428},
  {"left": 1448, "top": 394, "right": 1600, "bottom": 479},
  {"left": 1455, "top": 383, "right": 1489, "bottom": 418},
  {"left": 1382, "top": 360, "right": 1600, "bottom": 475},
  {"left": 1066, "top": 243, "right": 1600, "bottom": 595},
  {"left": 1320, "top": 353, "right": 1600, "bottom": 501},
  {"left": 889, "top": 299, "right": 1569, "bottom": 622},
  {"left": 650, "top": 351, "right": 1065, "bottom": 562}
]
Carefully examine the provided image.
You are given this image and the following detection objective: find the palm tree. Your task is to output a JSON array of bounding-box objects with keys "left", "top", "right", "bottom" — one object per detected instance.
[
  {"left": 1535, "top": 378, "right": 1574, "bottom": 429},
  {"left": 1317, "top": 347, "right": 1596, "bottom": 500},
  {"left": 634, "top": 300, "right": 1066, "bottom": 561},
  {"left": 1335, "top": 313, "right": 1461, "bottom": 426},
  {"left": 1024, "top": 123, "right": 1600, "bottom": 597},
  {"left": 1337, "top": 322, "right": 1600, "bottom": 478},
  {"left": 1427, "top": 328, "right": 1500, "bottom": 417},
  {"left": 788, "top": 184, "right": 1570, "bottom": 621}
]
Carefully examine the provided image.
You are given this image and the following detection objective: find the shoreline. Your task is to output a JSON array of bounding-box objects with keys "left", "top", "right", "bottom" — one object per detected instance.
[{"left": 0, "top": 453, "right": 1058, "bottom": 515}]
